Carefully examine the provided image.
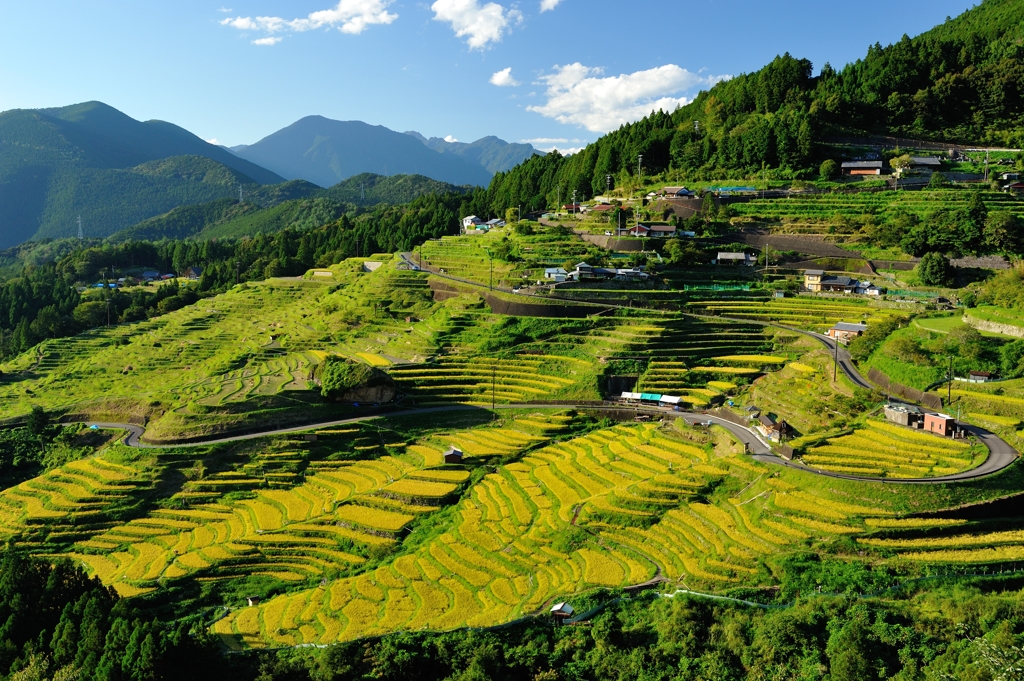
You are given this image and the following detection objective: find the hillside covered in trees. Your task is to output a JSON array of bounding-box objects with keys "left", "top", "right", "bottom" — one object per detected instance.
[{"left": 483, "top": 0, "right": 1024, "bottom": 214}]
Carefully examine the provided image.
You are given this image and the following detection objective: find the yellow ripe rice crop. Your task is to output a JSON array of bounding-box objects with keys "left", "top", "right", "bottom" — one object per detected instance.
[
  {"left": 899, "top": 545, "right": 1024, "bottom": 563},
  {"left": 335, "top": 505, "right": 413, "bottom": 532},
  {"left": 859, "top": 529, "right": 1024, "bottom": 550},
  {"left": 691, "top": 366, "right": 761, "bottom": 375},
  {"left": 707, "top": 381, "right": 737, "bottom": 391},
  {"left": 713, "top": 355, "right": 787, "bottom": 364},
  {"left": 383, "top": 479, "right": 458, "bottom": 498},
  {"left": 762, "top": 518, "right": 810, "bottom": 539},
  {"left": 578, "top": 548, "right": 625, "bottom": 586},
  {"left": 967, "top": 413, "right": 1021, "bottom": 428},
  {"left": 790, "top": 491, "right": 892, "bottom": 517},
  {"left": 865, "top": 518, "right": 967, "bottom": 529},
  {"left": 773, "top": 493, "right": 847, "bottom": 520},
  {"left": 411, "top": 469, "right": 471, "bottom": 483},
  {"left": 356, "top": 352, "right": 392, "bottom": 367},
  {"left": 786, "top": 516, "right": 861, "bottom": 534},
  {"left": 788, "top": 362, "right": 817, "bottom": 374}
]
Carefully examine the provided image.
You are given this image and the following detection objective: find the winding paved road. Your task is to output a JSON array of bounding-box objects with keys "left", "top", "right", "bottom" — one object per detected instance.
[{"left": 89, "top": 397, "right": 1016, "bottom": 484}]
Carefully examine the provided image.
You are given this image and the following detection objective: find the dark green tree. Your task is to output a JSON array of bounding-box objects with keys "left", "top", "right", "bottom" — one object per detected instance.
[{"left": 918, "top": 251, "right": 953, "bottom": 286}]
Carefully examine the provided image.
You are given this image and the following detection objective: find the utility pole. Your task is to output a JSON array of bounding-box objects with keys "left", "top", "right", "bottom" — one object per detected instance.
[
  {"left": 571, "top": 189, "right": 577, "bottom": 219},
  {"left": 984, "top": 150, "right": 990, "bottom": 183},
  {"left": 106, "top": 299, "right": 111, "bottom": 328},
  {"left": 833, "top": 336, "right": 839, "bottom": 382},
  {"left": 948, "top": 355, "right": 953, "bottom": 405},
  {"left": 77, "top": 216, "right": 83, "bottom": 241},
  {"left": 488, "top": 251, "right": 493, "bottom": 291},
  {"left": 491, "top": 365, "right": 496, "bottom": 411},
  {"left": 239, "top": 185, "right": 243, "bottom": 203}
]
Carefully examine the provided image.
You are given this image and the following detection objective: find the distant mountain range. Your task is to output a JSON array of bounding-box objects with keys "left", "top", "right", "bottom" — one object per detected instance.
[
  {"left": 231, "top": 116, "right": 535, "bottom": 189},
  {"left": 0, "top": 102, "right": 534, "bottom": 248}
]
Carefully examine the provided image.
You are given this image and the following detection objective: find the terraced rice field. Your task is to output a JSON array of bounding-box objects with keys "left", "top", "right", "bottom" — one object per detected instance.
[
  {"left": 212, "top": 422, "right": 903, "bottom": 649},
  {"left": 730, "top": 190, "right": 1020, "bottom": 223},
  {"left": 802, "top": 420, "right": 984, "bottom": 478},
  {"left": 30, "top": 415, "right": 568, "bottom": 599},
  {"left": 687, "top": 297, "right": 894, "bottom": 331},
  {"left": 389, "top": 354, "right": 596, "bottom": 404}
]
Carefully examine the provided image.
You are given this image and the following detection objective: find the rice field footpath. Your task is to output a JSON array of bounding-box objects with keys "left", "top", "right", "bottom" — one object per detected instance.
[{"left": 210, "top": 418, "right": 952, "bottom": 650}]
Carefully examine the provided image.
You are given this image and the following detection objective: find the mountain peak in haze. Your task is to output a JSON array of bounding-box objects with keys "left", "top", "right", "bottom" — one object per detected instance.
[
  {"left": 403, "top": 131, "right": 538, "bottom": 175},
  {"left": 231, "top": 117, "right": 536, "bottom": 189}
]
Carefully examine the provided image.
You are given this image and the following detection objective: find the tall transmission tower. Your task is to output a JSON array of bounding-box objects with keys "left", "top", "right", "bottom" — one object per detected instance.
[
  {"left": 239, "top": 185, "right": 244, "bottom": 203},
  {"left": 77, "top": 216, "right": 83, "bottom": 241}
]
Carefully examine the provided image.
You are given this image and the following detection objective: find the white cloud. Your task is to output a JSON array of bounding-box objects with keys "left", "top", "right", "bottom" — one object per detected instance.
[
  {"left": 252, "top": 36, "right": 282, "bottom": 45},
  {"left": 489, "top": 67, "right": 519, "bottom": 87},
  {"left": 206, "top": 138, "right": 221, "bottom": 145},
  {"left": 519, "top": 137, "right": 588, "bottom": 146},
  {"left": 221, "top": 0, "right": 397, "bottom": 38},
  {"left": 539, "top": 0, "right": 562, "bottom": 11},
  {"left": 443, "top": 135, "right": 459, "bottom": 143},
  {"left": 527, "top": 62, "right": 730, "bottom": 133},
  {"left": 218, "top": 7, "right": 233, "bottom": 13},
  {"left": 431, "top": 0, "right": 521, "bottom": 50}
]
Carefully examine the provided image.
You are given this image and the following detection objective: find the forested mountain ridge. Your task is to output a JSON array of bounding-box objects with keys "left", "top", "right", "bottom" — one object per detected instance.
[
  {"left": 0, "top": 101, "right": 287, "bottom": 247},
  {"left": 108, "top": 173, "right": 468, "bottom": 242},
  {"left": 482, "top": 0, "right": 1024, "bottom": 215}
]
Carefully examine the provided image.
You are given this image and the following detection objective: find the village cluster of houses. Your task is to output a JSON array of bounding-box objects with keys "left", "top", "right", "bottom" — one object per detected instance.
[
  {"left": 86, "top": 267, "right": 202, "bottom": 290},
  {"left": 544, "top": 262, "right": 649, "bottom": 283},
  {"left": 804, "top": 270, "right": 883, "bottom": 296}
]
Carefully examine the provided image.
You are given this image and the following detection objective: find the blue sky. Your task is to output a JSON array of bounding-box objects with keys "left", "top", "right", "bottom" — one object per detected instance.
[{"left": 0, "top": 1, "right": 976, "bottom": 152}]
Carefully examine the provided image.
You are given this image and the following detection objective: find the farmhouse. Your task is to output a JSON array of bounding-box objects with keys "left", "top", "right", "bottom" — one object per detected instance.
[
  {"left": 141, "top": 270, "right": 160, "bottom": 281},
  {"left": 629, "top": 223, "right": 677, "bottom": 238},
  {"left": 909, "top": 156, "right": 942, "bottom": 171},
  {"left": 715, "top": 252, "right": 755, "bottom": 266},
  {"left": 757, "top": 414, "right": 788, "bottom": 440},
  {"left": 923, "top": 413, "right": 956, "bottom": 437},
  {"left": 884, "top": 404, "right": 923, "bottom": 427},
  {"left": 544, "top": 267, "right": 569, "bottom": 282},
  {"left": 183, "top": 266, "right": 203, "bottom": 281},
  {"left": 1006, "top": 182, "right": 1024, "bottom": 194},
  {"left": 462, "top": 215, "right": 484, "bottom": 229},
  {"left": 485, "top": 219, "right": 506, "bottom": 228},
  {"left": 661, "top": 186, "right": 696, "bottom": 196},
  {"left": 803, "top": 270, "right": 857, "bottom": 293},
  {"left": 550, "top": 602, "right": 574, "bottom": 622},
  {"left": 968, "top": 370, "right": 992, "bottom": 383},
  {"left": 444, "top": 447, "right": 464, "bottom": 464},
  {"left": 589, "top": 203, "right": 615, "bottom": 213},
  {"left": 828, "top": 322, "right": 867, "bottom": 343},
  {"left": 841, "top": 161, "right": 885, "bottom": 176}
]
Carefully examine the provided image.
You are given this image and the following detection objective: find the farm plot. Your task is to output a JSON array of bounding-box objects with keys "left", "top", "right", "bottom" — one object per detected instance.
[
  {"left": 212, "top": 422, "right": 898, "bottom": 649},
  {"left": 0, "top": 456, "right": 155, "bottom": 562},
  {"left": 687, "top": 297, "right": 893, "bottom": 332},
  {"left": 731, "top": 190, "right": 1018, "bottom": 223},
  {"left": 389, "top": 354, "right": 595, "bottom": 404},
  {"left": 62, "top": 421, "right": 551, "bottom": 596},
  {"left": 802, "top": 420, "right": 984, "bottom": 478}
]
